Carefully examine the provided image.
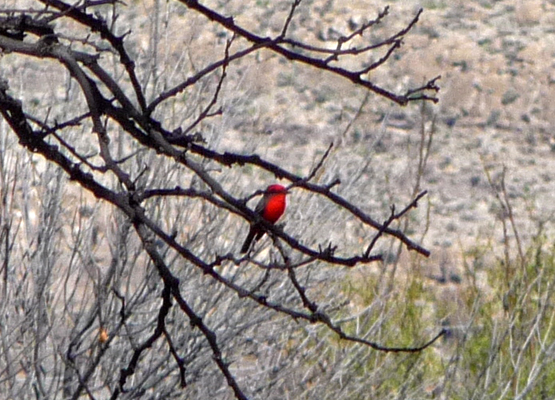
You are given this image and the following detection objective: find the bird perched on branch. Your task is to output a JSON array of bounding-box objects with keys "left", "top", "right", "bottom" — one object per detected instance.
[{"left": 240, "top": 184, "right": 288, "bottom": 254}]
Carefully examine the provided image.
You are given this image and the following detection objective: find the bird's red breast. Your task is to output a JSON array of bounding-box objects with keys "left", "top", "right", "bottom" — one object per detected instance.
[
  {"left": 260, "top": 184, "right": 287, "bottom": 223},
  {"left": 262, "top": 193, "right": 287, "bottom": 223}
]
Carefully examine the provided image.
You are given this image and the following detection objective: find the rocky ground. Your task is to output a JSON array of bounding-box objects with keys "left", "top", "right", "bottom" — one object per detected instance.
[
  {"left": 11, "top": 0, "right": 555, "bottom": 259},
  {"left": 214, "top": 0, "right": 555, "bottom": 267}
]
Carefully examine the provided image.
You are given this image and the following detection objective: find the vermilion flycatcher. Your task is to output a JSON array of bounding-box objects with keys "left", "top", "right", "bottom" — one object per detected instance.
[{"left": 240, "top": 184, "right": 288, "bottom": 253}]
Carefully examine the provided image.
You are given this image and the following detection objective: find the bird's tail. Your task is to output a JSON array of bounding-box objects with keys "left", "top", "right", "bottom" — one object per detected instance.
[{"left": 240, "top": 227, "right": 257, "bottom": 253}]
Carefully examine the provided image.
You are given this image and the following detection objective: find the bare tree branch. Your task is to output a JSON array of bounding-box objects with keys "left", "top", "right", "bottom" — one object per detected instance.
[{"left": 0, "top": 2, "right": 442, "bottom": 398}]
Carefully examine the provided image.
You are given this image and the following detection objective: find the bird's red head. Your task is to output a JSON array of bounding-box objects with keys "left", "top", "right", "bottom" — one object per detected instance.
[{"left": 266, "top": 184, "right": 287, "bottom": 194}]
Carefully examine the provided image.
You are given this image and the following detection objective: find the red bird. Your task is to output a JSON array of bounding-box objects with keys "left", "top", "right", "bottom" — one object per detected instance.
[{"left": 240, "top": 184, "right": 288, "bottom": 253}]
